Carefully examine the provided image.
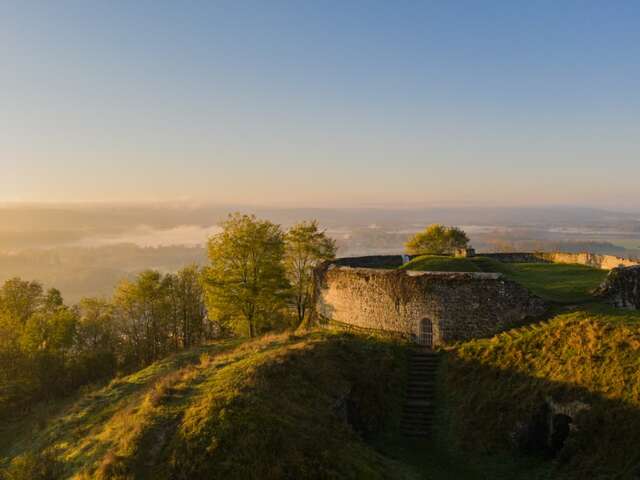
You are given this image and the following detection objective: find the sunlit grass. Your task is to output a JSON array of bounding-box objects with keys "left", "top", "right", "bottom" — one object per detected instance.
[
  {"left": 401, "top": 255, "right": 608, "bottom": 304},
  {"left": 445, "top": 305, "right": 640, "bottom": 478},
  {"left": 0, "top": 331, "right": 408, "bottom": 479}
]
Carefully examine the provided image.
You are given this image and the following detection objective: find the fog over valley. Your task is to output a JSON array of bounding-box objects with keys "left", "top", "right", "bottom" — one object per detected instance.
[{"left": 1, "top": 203, "right": 639, "bottom": 303}]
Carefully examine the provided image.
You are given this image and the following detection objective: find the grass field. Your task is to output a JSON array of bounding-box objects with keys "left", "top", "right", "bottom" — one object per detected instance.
[
  {"left": 502, "top": 263, "right": 609, "bottom": 303},
  {"left": 400, "top": 255, "right": 608, "bottom": 303}
]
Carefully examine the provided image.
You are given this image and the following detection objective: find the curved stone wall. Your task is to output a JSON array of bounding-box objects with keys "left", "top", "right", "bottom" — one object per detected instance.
[
  {"left": 482, "top": 252, "right": 640, "bottom": 270},
  {"left": 313, "top": 264, "right": 547, "bottom": 345}
]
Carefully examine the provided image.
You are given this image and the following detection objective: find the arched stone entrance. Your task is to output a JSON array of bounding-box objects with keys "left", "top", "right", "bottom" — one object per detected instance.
[{"left": 418, "top": 318, "right": 433, "bottom": 348}]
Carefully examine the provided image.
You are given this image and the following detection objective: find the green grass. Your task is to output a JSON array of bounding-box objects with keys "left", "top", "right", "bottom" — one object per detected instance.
[
  {"left": 0, "top": 331, "right": 412, "bottom": 480},
  {"left": 4, "top": 305, "right": 638, "bottom": 479},
  {"left": 444, "top": 305, "right": 640, "bottom": 479},
  {"left": 502, "top": 263, "right": 609, "bottom": 303},
  {"left": 400, "top": 255, "right": 608, "bottom": 304},
  {"left": 400, "top": 255, "right": 484, "bottom": 272}
]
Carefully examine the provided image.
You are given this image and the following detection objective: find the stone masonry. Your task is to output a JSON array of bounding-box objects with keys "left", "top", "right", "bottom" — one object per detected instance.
[{"left": 313, "top": 263, "right": 547, "bottom": 345}]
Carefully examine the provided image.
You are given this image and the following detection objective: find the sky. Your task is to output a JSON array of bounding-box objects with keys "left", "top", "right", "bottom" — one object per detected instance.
[{"left": 1, "top": 1, "right": 639, "bottom": 209}]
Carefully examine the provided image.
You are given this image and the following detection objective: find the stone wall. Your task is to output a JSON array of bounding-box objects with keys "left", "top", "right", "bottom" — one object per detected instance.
[
  {"left": 482, "top": 252, "right": 640, "bottom": 270},
  {"left": 481, "top": 252, "right": 550, "bottom": 264},
  {"left": 595, "top": 266, "right": 640, "bottom": 309},
  {"left": 330, "top": 255, "right": 406, "bottom": 269},
  {"left": 314, "top": 265, "right": 547, "bottom": 345}
]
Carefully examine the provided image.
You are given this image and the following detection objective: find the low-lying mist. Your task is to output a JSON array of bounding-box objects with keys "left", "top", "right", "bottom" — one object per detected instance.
[{"left": 1, "top": 203, "right": 639, "bottom": 304}]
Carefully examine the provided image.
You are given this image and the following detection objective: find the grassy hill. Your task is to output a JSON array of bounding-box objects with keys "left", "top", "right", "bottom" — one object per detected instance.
[
  {"left": 0, "top": 332, "right": 409, "bottom": 480},
  {"left": 2, "top": 305, "right": 638, "bottom": 479},
  {"left": 443, "top": 304, "right": 640, "bottom": 479},
  {"left": 401, "top": 255, "right": 608, "bottom": 303}
]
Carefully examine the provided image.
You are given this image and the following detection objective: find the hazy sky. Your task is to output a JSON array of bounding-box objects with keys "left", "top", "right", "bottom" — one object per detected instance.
[{"left": 2, "top": 1, "right": 639, "bottom": 208}]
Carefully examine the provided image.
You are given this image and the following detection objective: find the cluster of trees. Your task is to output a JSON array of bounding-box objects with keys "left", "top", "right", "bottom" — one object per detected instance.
[
  {"left": 0, "top": 213, "right": 337, "bottom": 415},
  {"left": 404, "top": 224, "right": 469, "bottom": 255},
  {"left": 0, "top": 266, "right": 207, "bottom": 416},
  {"left": 203, "top": 214, "right": 336, "bottom": 337}
]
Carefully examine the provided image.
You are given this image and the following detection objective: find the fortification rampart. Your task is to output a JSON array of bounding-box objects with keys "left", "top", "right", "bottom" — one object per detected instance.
[
  {"left": 481, "top": 252, "right": 640, "bottom": 270},
  {"left": 314, "top": 265, "right": 547, "bottom": 345}
]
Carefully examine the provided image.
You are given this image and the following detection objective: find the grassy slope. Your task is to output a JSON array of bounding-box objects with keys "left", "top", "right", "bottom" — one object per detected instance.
[
  {"left": 444, "top": 305, "right": 640, "bottom": 479},
  {"left": 502, "top": 263, "right": 609, "bottom": 303},
  {"left": 400, "top": 255, "right": 484, "bottom": 272},
  {"left": 401, "top": 255, "right": 608, "bottom": 303},
  {"left": 0, "top": 331, "right": 412, "bottom": 480}
]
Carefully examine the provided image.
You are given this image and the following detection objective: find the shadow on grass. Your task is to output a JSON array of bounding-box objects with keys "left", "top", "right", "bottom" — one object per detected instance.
[{"left": 438, "top": 353, "right": 640, "bottom": 480}]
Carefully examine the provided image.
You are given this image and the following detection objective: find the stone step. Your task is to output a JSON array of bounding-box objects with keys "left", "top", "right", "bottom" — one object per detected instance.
[
  {"left": 407, "top": 386, "right": 434, "bottom": 391},
  {"left": 403, "top": 406, "right": 433, "bottom": 414},
  {"left": 406, "top": 388, "right": 435, "bottom": 395},
  {"left": 401, "top": 424, "right": 433, "bottom": 432},
  {"left": 401, "top": 414, "right": 434, "bottom": 421},
  {"left": 402, "top": 350, "right": 439, "bottom": 439},
  {"left": 407, "top": 383, "right": 435, "bottom": 389},
  {"left": 405, "top": 390, "right": 434, "bottom": 400},
  {"left": 405, "top": 399, "right": 433, "bottom": 406},
  {"left": 407, "top": 385, "right": 435, "bottom": 392},
  {"left": 401, "top": 418, "right": 433, "bottom": 426},
  {"left": 403, "top": 402, "right": 433, "bottom": 409},
  {"left": 403, "top": 407, "right": 433, "bottom": 414},
  {"left": 402, "top": 429, "right": 431, "bottom": 437},
  {"left": 401, "top": 417, "right": 434, "bottom": 424},
  {"left": 406, "top": 389, "right": 434, "bottom": 395}
]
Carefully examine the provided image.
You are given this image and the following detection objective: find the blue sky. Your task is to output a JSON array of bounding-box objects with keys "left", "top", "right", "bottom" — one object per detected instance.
[{"left": 2, "top": 1, "right": 639, "bottom": 208}]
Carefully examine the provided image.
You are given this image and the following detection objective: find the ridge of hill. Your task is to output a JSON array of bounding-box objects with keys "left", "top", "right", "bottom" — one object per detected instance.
[
  {"left": 2, "top": 306, "right": 640, "bottom": 479},
  {"left": 0, "top": 332, "right": 409, "bottom": 479},
  {"left": 444, "top": 305, "right": 640, "bottom": 479}
]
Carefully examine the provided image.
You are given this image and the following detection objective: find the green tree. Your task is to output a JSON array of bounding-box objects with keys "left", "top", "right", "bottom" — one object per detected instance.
[
  {"left": 202, "top": 213, "right": 289, "bottom": 338},
  {"left": 76, "top": 298, "right": 117, "bottom": 352},
  {"left": 0, "top": 278, "right": 43, "bottom": 326},
  {"left": 20, "top": 309, "right": 76, "bottom": 355},
  {"left": 75, "top": 297, "right": 119, "bottom": 383},
  {"left": 166, "top": 265, "right": 207, "bottom": 349},
  {"left": 404, "top": 224, "right": 469, "bottom": 255},
  {"left": 284, "top": 220, "right": 336, "bottom": 327},
  {"left": 113, "top": 271, "right": 171, "bottom": 366}
]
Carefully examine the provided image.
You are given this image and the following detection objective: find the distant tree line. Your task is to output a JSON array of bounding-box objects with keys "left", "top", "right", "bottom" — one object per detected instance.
[{"left": 0, "top": 214, "right": 336, "bottom": 416}]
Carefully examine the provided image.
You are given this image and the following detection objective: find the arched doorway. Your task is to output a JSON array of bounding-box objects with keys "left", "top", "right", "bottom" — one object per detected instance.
[{"left": 418, "top": 318, "right": 433, "bottom": 348}]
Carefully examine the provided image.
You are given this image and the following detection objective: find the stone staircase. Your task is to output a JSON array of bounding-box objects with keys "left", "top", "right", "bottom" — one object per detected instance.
[{"left": 400, "top": 349, "right": 439, "bottom": 438}]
